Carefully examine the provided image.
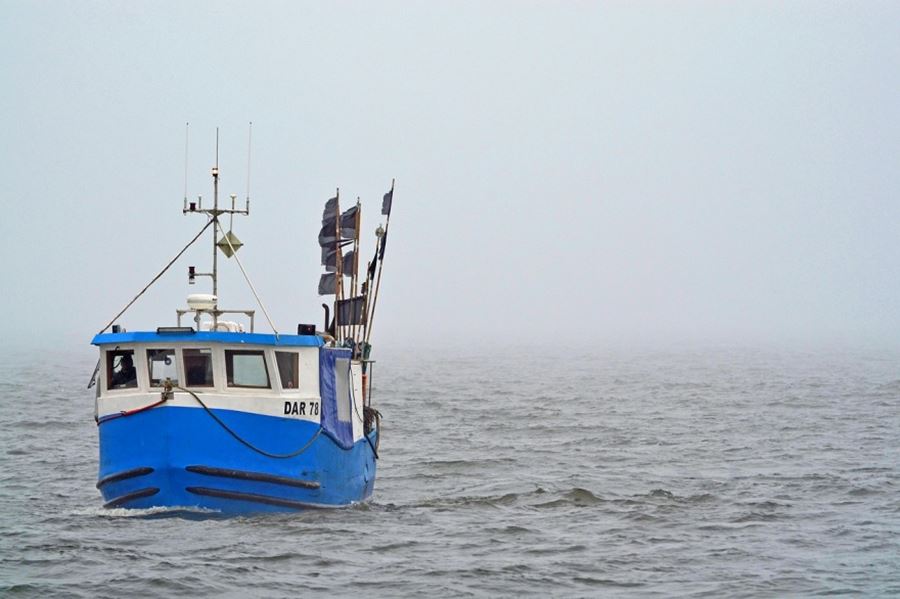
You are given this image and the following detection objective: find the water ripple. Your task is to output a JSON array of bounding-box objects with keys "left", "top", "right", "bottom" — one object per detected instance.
[{"left": 1, "top": 347, "right": 899, "bottom": 596}]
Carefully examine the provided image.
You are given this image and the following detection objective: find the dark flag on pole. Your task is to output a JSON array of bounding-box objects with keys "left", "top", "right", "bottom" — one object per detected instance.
[
  {"left": 320, "top": 196, "right": 340, "bottom": 246},
  {"left": 323, "top": 246, "right": 355, "bottom": 273},
  {"left": 321, "top": 245, "right": 335, "bottom": 266},
  {"left": 317, "top": 272, "right": 337, "bottom": 295},
  {"left": 322, "top": 247, "right": 337, "bottom": 271},
  {"left": 341, "top": 250, "right": 355, "bottom": 277},
  {"left": 318, "top": 221, "right": 337, "bottom": 247},
  {"left": 325, "top": 250, "right": 354, "bottom": 277},
  {"left": 367, "top": 238, "right": 381, "bottom": 280},
  {"left": 322, "top": 196, "right": 338, "bottom": 220},
  {"left": 381, "top": 187, "right": 393, "bottom": 216},
  {"left": 337, "top": 295, "right": 367, "bottom": 325},
  {"left": 379, "top": 229, "right": 388, "bottom": 260},
  {"left": 340, "top": 206, "right": 358, "bottom": 239}
]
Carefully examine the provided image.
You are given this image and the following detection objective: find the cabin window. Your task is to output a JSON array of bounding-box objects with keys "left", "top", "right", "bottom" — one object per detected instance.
[
  {"left": 107, "top": 349, "right": 137, "bottom": 389},
  {"left": 225, "top": 350, "right": 270, "bottom": 389},
  {"left": 147, "top": 349, "right": 178, "bottom": 387},
  {"left": 183, "top": 348, "right": 214, "bottom": 387},
  {"left": 275, "top": 351, "right": 299, "bottom": 389}
]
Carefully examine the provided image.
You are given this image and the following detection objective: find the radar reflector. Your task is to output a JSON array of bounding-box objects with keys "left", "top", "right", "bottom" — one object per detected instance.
[{"left": 217, "top": 230, "right": 243, "bottom": 257}]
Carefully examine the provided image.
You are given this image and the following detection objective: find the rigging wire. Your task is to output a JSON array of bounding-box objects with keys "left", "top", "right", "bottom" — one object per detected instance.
[
  {"left": 214, "top": 219, "right": 279, "bottom": 336},
  {"left": 97, "top": 219, "right": 214, "bottom": 335}
]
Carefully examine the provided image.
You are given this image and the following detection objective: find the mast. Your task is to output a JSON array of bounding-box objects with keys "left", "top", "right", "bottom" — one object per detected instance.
[
  {"left": 181, "top": 128, "right": 250, "bottom": 329},
  {"left": 351, "top": 198, "right": 361, "bottom": 297},
  {"left": 351, "top": 197, "right": 362, "bottom": 345},
  {"left": 333, "top": 188, "right": 342, "bottom": 343},
  {"left": 364, "top": 179, "right": 394, "bottom": 348},
  {"left": 100, "top": 126, "right": 262, "bottom": 336},
  {"left": 211, "top": 128, "right": 220, "bottom": 328}
]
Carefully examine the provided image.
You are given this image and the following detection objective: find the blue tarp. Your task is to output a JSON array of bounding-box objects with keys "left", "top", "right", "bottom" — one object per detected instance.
[{"left": 319, "top": 347, "right": 354, "bottom": 449}]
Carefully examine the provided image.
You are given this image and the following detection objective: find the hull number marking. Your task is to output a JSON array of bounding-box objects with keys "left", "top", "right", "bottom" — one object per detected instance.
[{"left": 284, "top": 401, "right": 319, "bottom": 417}]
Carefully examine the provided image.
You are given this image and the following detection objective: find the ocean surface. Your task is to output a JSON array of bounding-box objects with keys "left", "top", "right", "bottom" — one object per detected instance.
[{"left": 1, "top": 345, "right": 898, "bottom": 597}]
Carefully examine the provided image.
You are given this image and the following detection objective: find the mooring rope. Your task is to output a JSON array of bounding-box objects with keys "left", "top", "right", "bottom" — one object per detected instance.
[
  {"left": 94, "top": 383, "right": 373, "bottom": 460},
  {"left": 363, "top": 407, "right": 381, "bottom": 458},
  {"left": 176, "top": 385, "right": 321, "bottom": 459},
  {"left": 343, "top": 362, "right": 380, "bottom": 459},
  {"left": 95, "top": 396, "right": 170, "bottom": 425}
]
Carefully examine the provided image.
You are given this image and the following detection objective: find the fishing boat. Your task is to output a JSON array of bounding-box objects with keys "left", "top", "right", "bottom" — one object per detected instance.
[{"left": 88, "top": 130, "right": 394, "bottom": 513}]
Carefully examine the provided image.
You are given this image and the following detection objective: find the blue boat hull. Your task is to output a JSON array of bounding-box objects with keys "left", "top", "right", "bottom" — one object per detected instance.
[{"left": 97, "top": 406, "right": 378, "bottom": 513}]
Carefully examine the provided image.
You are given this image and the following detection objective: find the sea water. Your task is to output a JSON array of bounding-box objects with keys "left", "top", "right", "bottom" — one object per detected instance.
[{"left": 1, "top": 345, "right": 898, "bottom": 597}]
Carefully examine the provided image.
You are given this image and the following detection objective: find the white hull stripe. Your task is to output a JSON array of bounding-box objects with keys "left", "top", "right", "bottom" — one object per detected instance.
[{"left": 97, "top": 392, "right": 330, "bottom": 424}]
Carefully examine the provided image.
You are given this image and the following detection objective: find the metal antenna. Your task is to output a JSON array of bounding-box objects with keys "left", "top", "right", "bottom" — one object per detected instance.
[
  {"left": 182, "top": 127, "right": 251, "bottom": 328},
  {"left": 212, "top": 127, "right": 220, "bottom": 325},
  {"left": 246, "top": 121, "right": 253, "bottom": 204},
  {"left": 183, "top": 122, "right": 190, "bottom": 210}
]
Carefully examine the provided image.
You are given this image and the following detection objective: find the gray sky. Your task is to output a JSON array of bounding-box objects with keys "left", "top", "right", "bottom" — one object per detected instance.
[{"left": 1, "top": 1, "right": 898, "bottom": 351}]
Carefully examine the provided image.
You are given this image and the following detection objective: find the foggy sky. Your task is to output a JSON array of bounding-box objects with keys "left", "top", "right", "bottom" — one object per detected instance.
[{"left": 1, "top": 1, "right": 898, "bottom": 352}]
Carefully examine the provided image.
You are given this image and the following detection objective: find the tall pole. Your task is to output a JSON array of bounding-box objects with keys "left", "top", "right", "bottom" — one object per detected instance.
[
  {"left": 359, "top": 238, "right": 378, "bottom": 350},
  {"left": 333, "top": 188, "right": 342, "bottom": 343},
  {"left": 351, "top": 198, "right": 361, "bottom": 297},
  {"left": 364, "top": 179, "right": 393, "bottom": 347},
  {"left": 360, "top": 255, "right": 375, "bottom": 353},
  {"left": 212, "top": 128, "right": 220, "bottom": 329},
  {"left": 350, "top": 198, "right": 362, "bottom": 346}
]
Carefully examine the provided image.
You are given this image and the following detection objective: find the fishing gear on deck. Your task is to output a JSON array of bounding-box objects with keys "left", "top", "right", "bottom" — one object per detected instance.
[{"left": 316, "top": 180, "right": 396, "bottom": 360}]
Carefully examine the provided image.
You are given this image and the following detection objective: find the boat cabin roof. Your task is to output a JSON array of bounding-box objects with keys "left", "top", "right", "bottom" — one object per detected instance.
[{"left": 92, "top": 330, "right": 324, "bottom": 347}]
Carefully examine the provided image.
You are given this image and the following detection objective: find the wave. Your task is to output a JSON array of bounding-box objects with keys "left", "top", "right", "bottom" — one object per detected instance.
[
  {"left": 68, "top": 505, "right": 223, "bottom": 520},
  {"left": 533, "top": 487, "right": 607, "bottom": 508},
  {"left": 376, "top": 486, "right": 610, "bottom": 511}
]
